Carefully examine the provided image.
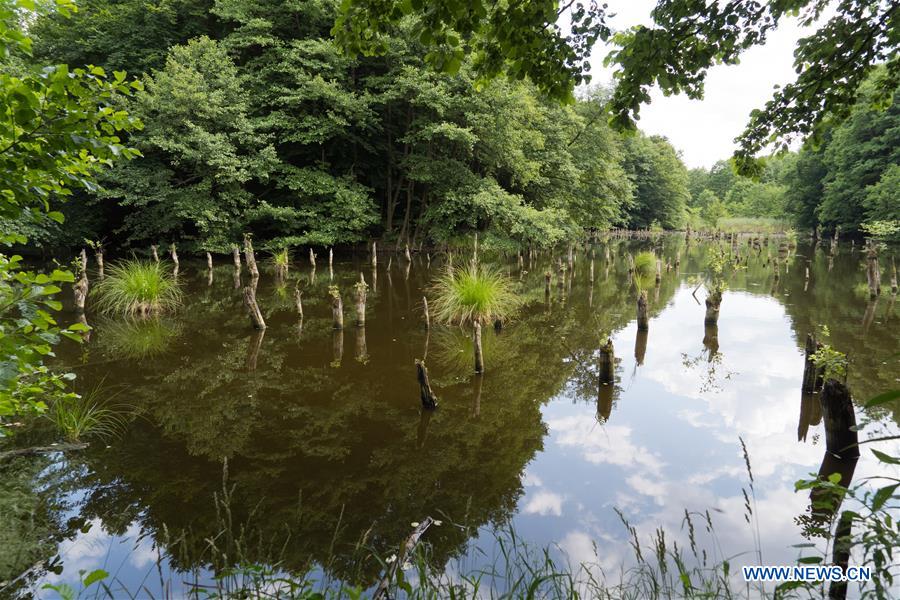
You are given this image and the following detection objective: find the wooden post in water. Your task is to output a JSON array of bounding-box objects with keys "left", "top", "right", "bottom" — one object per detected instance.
[
  {"left": 244, "top": 235, "right": 259, "bottom": 279},
  {"left": 423, "top": 296, "right": 430, "bottom": 329},
  {"left": 329, "top": 286, "right": 343, "bottom": 329},
  {"left": 801, "top": 334, "right": 821, "bottom": 393},
  {"left": 329, "top": 247, "right": 333, "bottom": 268},
  {"left": 151, "top": 244, "right": 159, "bottom": 262},
  {"left": 821, "top": 379, "right": 859, "bottom": 460},
  {"left": 404, "top": 242, "right": 411, "bottom": 262},
  {"left": 206, "top": 252, "right": 213, "bottom": 271},
  {"left": 355, "top": 274, "right": 367, "bottom": 326},
  {"left": 355, "top": 326, "right": 368, "bottom": 363},
  {"left": 95, "top": 247, "right": 104, "bottom": 279},
  {"left": 371, "top": 240, "right": 377, "bottom": 267},
  {"left": 232, "top": 246, "right": 241, "bottom": 271},
  {"left": 598, "top": 338, "right": 615, "bottom": 384},
  {"left": 73, "top": 262, "right": 89, "bottom": 313},
  {"left": 704, "top": 289, "right": 722, "bottom": 327},
  {"left": 416, "top": 359, "right": 438, "bottom": 409},
  {"left": 829, "top": 511, "right": 853, "bottom": 600},
  {"left": 170, "top": 243, "right": 179, "bottom": 269},
  {"left": 636, "top": 291, "right": 649, "bottom": 332},
  {"left": 655, "top": 259, "right": 662, "bottom": 285},
  {"left": 544, "top": 271, "right": 552, "bottom": 296},
  {"left": 242, "top": 284, "right": 266, "bottom": 330},
  {"left": 309, "top": 247, "right": 316, "bottom": 268},
  {"left": 473, "top": 320, "right": 484, "bottom": 374}
]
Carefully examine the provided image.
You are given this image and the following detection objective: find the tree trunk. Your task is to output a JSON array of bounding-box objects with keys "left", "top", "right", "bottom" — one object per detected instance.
[
  {"left": 355, "top": 275, "right": 367, "bottom": 326},
  {"left": 598, "top": 338, "right": 615, "bottom": 384},
  {"left": 801, "top": 333, "right": 820, "bottom": 393},
  {"left": 233, "top": 246, "right": 241, "bottom": 271},
  {"left": 73, "top": 270, "right": 89, "bottom": 313},
  {"left": 244, "top": 235, "right": 259, "bottom": 279},
  {"left": 170, "top": 243, "right": 179, "bottom": 268},
  {"left": 294, "top": 287, "right": 303, "bottom": 317},
  {"left": 416, "top": 359, "right": 438, "bottom": 409},
  {"left": 866, "top": 243, "right": 881, "bottom": 298},
  {"left": 636, "top": 291, "right": 649, "bottom": 331},
  {"left": 242, "top": 284, "right": 266, "bottom": 330},
  {"left": 330, "top": 288, "right": 343, "bottom": 329},
  {"left": 473, "top": 320, "right": 484, "bottom": 374},
  {"left": 309, "top": 247, "right": 317, "bottom": 268},
  {"left": 704, "top": 289, "right": 722, "bottom": 327},
  {"left": 371, "top": 240, "right": 377, "bottom": 267},
  {"left": 95, "top": 249, "right": 104, "bottom": 279}
]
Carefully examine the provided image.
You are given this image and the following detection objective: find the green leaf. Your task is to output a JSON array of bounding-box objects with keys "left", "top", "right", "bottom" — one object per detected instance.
[
  {"left": 83, "top": 569, "right": 109, "bottom": 587},
  {"left": 865, "top": 389, "right": 900, "bottom": 408},
  {"left": 872, "top": 449, "right": 900, "bottom": 465}
]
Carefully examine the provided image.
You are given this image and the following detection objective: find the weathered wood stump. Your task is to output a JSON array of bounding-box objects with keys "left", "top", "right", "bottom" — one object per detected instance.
[
  {"left": 423, "top": 296, "right": 430, "bottom": 329},
  {"left": 151, "top": 244, "right": 159, "bottom": 262},
  {"left": 474, "top": 320, "right": 484, "bottom": 374},
  {"left": 636, "top": 290, "right": 649, "bottom": 332},
  {"left": 371, "top": 240, "right": 377, "bottom": 267},
  {"left": 170, "top": 243, "right": 179, "bottom": 268},
  {"left": 866, "top": 243, "right": 881, "bottom": 298},
  {"left": 355, "top": 275, "right": 367, "bottom": 326},
  {"left": 416, "top": 359, "right": 438, "bottom": 409},
  {"left": 329, "top": 286, "right": 343, "bottom": 329},
  {"left": 242, "top": 284, "right": 266, "bottom": 330},
  {"left": 356, "top": 327, "right": 368, "bottom": 363},
  {"left": 598, "top": 338, "right": 615, "bottom": 384},
  {"left": 820, "top": 379, "right": 859, "bottom": 460},
  {"left": 232, "top": 246, "right": 241, "bottom": 270},
  {"left": 294, "top": 285, "right": 303, "bottom": 317},
  {"left": 73, "top": 270, "right": 89, "bottom": 313},
  {"left": 704, "top": 289, "right": 722, "bottom": 327},
  {"left": 95, "top": 248, "right": 104, "bottom": 279},
  {"left": 544, "top": 271, "right": 552, "bottom": 296},
  {"left": 244, "top": 235, "right": 259, "bottom": 279}
]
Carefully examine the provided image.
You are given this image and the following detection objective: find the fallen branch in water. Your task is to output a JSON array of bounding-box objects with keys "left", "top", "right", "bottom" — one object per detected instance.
[
  {"left": 374, "top": 516, "right": 434, "bottom": 599},
  {"left": 0, "top": 442, "right": 89, "bottom": 462}
]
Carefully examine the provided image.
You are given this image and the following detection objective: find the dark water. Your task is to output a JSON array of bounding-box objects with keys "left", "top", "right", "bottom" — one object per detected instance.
[{"left": 2, "top": 237, "right": 899, "bottom": 597}]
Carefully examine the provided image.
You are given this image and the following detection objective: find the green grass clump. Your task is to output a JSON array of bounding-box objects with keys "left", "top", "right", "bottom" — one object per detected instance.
[
  {"left": 46, "top": 383, "right": 130, "bottom": 442},
  {"left": 633, "top": 251, "right": 656, "bottom": 277},
  {"left": 95, "top": 260, "right": 182, "bottom": 315},
  {"left": 429, "top": 263, "right": 519, "bottom": 325}
]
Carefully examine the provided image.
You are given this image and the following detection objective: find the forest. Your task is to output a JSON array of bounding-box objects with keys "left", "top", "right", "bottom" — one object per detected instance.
[
  {"left": 2, "top": 0, "right": 899, "bottom": 598},
  {"left": 5, "top": 0, "right": 897, "bottom": 255}
]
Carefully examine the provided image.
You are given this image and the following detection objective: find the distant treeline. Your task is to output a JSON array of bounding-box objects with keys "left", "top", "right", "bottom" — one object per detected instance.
[{"left": 16, "top": 0, "right": 899, "bottom": 252}]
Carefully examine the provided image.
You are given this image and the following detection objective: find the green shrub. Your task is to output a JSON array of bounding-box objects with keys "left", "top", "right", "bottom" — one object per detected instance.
[{"left": 429, "top": 263, "right": 520, "bottom": 325}]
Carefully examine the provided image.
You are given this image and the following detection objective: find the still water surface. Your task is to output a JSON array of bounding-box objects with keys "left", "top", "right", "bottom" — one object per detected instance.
[{"left": 3, "top": 238, "right": 899, "bottom": 597}]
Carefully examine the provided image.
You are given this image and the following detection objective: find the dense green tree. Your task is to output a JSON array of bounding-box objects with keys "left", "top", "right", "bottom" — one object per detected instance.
[{"left": 620, "top": 134, "right": 688, "bottom": 229}]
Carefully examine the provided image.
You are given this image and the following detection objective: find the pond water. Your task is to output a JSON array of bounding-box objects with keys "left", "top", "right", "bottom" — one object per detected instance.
[{"left": 2, "top": 237, "right": 899, "bottom": 598}]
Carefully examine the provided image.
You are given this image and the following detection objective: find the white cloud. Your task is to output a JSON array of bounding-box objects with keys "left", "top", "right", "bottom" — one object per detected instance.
[{"left": 524, "top": 490, "right": 566, "bottom": 516}]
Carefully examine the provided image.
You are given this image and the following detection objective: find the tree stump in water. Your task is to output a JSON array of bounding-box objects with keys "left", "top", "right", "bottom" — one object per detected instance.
[
  {"left": 95, "top": 248, "right": 104, "bottom": 279},
  {"left": 73, "top": 270, "right": 89, "bottom": 313},
  {"left": 206, "top": 252, "right": 213, "bottom": 271},
  {"left": 329, "top": 286, "right": 343, "bottom": 329},
  {"left": 243, "top": 235, "right": 259, "bottom": 279},
  {"left": 704, "top": 289, "right": 722, "bottom": 327},
  {"left": 598, "top": 338, "right": 615, "bottom": 384},
  {"left": 151, "top": 244, "right": 159, "bottom": 262},
  {"left": 891, "top": 258, "right": 898, "bottom": 295},
  {"left": 423, "top": 296, "right": 430, "bottom": 329},
  {"left": 371, "top": 241, "right": 377, "bottom": 267},
  {"left": 242, "top": 284, "right": 266, "bottom": 330},
  {"left": 820, "top": 379, "right": 859, "bottom": 460},
  {"left": 473, "top": 320, "right": 484, "bottom": 374},
  {"left": 589, "top": 259, "right": 594, "bottom": 283},
  {"left": 634, "top": 330, "right": 648, "bottom": 365},
  {"left": 232, "top": 246, "right": 241, "bottom": 270},
  {"left": 636, "top": 291, "right": 649, "bottom": 332},
  {"left": 309, "top": 247, "right": 316, "bottom": 267},
  {"left": 655, "top": 259, "right": 662, "bottom": 285},
  {"left": 170, "top": 243, "right": 179, "bottom": 268},
  {"left": 544, "top": 271, "right": 552, "bottom": 296},
  {"left": 294, "top": 286, "right": 303, "bottom": 317},
  {"left": 355, "top": 276, "right": 367, "bottom": 326},
  {"left": 801, "top": 334, "right": 822, "bottom": 393},
  {"left": 416, "top": 359, "right": 438, "bottom": 409}
]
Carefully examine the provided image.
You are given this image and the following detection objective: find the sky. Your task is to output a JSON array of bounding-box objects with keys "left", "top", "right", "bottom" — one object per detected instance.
[{"left": 586, "top": 0, "right": 815, "bottom": 169}]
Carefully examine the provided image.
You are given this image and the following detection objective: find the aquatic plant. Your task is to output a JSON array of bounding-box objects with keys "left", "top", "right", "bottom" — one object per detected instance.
[
  {"left": 429, "top": 263, "right": 519, "bottom": 326},
  {"left": 45, "top": 382, "right": 130, "bottom": 442},
  {"left": 271, "top": 248, "right": 290, "bottom": 279},
  {"left": 633, "top": 251, "right": 656, "bottom": 277},
  {"left": 94, "top": 260, "right": 182, "bottom": 315},
  {"left": 98, "top": 317, "right": 181, "bottom": 359}
]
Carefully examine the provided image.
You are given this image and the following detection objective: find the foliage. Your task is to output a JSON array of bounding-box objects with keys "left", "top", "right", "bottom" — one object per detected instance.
[
  {"left": 620, "top": 134, "right": 688, "bottom": 229},
  {"left": 428, "top": 263, "right": 519, "bottom": 326},
  {"left": 94, "top": 260, "right": 182, "bottom": 315},
  {"left": 46, "top": 384, "right": 129, "bottom": 442},
  {"left": 633, "top": 251, "right": 656, "bottom": 277},
  {"left": 332, "top": 0, "right": 611, "bottom": 102},
  {"left": 810, "top": 326, "right": 848, "bottom": 382},
  {"left": 0, "top": 0, "right": 138, "bottom": 432},
  {"left": 604, "top": 0, "right": 899, "bottom": 173}
]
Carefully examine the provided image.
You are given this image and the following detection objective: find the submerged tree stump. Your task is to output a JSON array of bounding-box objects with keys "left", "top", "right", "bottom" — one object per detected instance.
[
  {"left": 820, "top": 379, "right": 860, "bottom": 460},
  {"left": 636, "top": 291, "right": 649, "bottom": 332},
  {"left": 242, "top": 284, "right": 266, "bottom": 330},
  {"left": 589, "top": 259, "right": 594, "bottom": 283},
  {"left": 655, "top": 259, "right": 662, "bottom": 285},
  {"left": 73, "top": 270, "right": 89, "bottom": 313},
  {"left": 416, "top": 359, "right": 438, "bottom": 409},
  {"left": 232, "top": 246, "right": 242, "bottom": 271},
  {"left": 329, "top": 286, "right": 343, "bottom": 329},
  {"left": 206, "top": 251, "right": 213, "bottom": 271},
  {"left": 170, "top": 243, "right": 179, "bottom": 268},
  {"left": 355, "top": 275, "right": 367, "bottom": 326},
  {"left": 151, "top": 244, "right": 159, "bottom": 262},
  {"left": 294, "top": 285, "right": 303, "bottom": 317},
  {"left": 371, "top": 240, "right": 377, "bottom": 267},
  {"left": 423, "top": 296, "right": 430, "bottom": 329},
  {"left": 891, "top": 258, "right": 898, "bottom": 295},
  {"left": 801, "top": 334, "right": 821, "bottom": 393},
  {"left": 473, "top": 320, "right": 484, "bottom": 374},
  {"left": 95, "top": 248, "right": 104, "bottom": 279},
  {"left": 244, "top": 235, "right": 259, "bottom": 279},
  {"left": 544, "top": 271, "right": 552, "bottom": 296},
  {"left": 704, "top": 289, "right": 722, "bottom": 327},
  {"left": 598, "top": 338, "right": 615, "bottom": 384}
]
